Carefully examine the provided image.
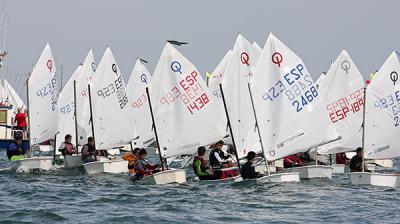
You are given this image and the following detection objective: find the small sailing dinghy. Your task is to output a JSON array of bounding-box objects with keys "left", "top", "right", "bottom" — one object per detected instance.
[
  {"left": 140, "top": 42, "right": 227, "bottom": 184},
  {"left": 12, "top": 43, "right": 58, "bottom": 172},
  {"left": 348, "top": 51, "right": 400, "bottom": 188},
  {"left": 251, "top": 33, "right": 340, "bottom": 180},
  {"left": 82, "top": 47, "right": 133, "bottom": 175},
  {"left": 316, "top": 50, "right": 365, "bottom": 174}
]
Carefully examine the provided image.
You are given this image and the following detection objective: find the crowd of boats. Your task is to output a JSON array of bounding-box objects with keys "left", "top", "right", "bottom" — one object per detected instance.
[{"left": 1, "top": 32, "right": 400, "bottom": 188}]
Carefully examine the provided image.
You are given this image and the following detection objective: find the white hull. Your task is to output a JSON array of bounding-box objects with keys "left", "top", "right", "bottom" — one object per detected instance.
[
  {"left": 255, "top": 164, "right": 277, "bottom": 174},
  {"left": 348, "top": 172, "right": 400, "bottom": 188},
  {"left": 11, "top": 156, "right": 53, "bottom": 172},
  {"left": 332, "top": 164, "right": 350, "bottom": 174},
  {"left": 139, "top": 169, "right": 187, "bottom": 185},
  {"left": 198, "top": 175, "right": 243, "bottom": 183},
  {"left": 257, "top": 172, "right": 300, "bottom": 183},
  {"left": 288, "top": 165, "right": 333, "bottom": 179},
  {"left": 83, "top": 159, "right": 128, "bottom": 175},
  {"left": 64, "top": 154, "right": 83, "bottom": 168}
]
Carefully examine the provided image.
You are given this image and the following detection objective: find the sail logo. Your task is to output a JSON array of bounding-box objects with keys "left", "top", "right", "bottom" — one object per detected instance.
[
  {"left": 47, "top": 59, "right": 53, "bottom": 72},
  {"left": 91, "top": 62, "right": 96, "bottom": 72},
  {"left": 272, "top": 52, "right": 283, "bottom": 67},
  {"left": 341, "top": 60, "right": 350, "bottom": 74},
  {"left": 390, "top": 71, "right": 398, "bottom": 86},
  {"left": 140, "top": 74, "right": 148, "bottom": 84},
  {"left": 171, "top": 61, "right": 183, "bottom": 74},
  {"left": 240, "top": 52, "right": 250, "bottom": 66}
]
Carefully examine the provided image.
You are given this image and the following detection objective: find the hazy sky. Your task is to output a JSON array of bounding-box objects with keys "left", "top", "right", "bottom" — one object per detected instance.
[{"left": 0, "top": 0, "right": 399, "bottom": 99}]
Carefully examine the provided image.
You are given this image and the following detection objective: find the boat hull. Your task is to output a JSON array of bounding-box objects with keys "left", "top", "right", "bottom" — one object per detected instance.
[
  {"left": 348, "top": 172, "right": 400, "bottom": 188},
  {"left": 288, "top": 165, "right": 333, "bottom": 179},
  {"left": 332, "top": 164, "right": 350, "bottom": 174},
  {"left": 64, "top": 155, "right": 83, "bottom": 168},
  {"left": 198, "top": 175, "right": 243, "bottom": 183},
  {"left": 83, "top": 159, "right": 128, "bottom": 175},
  {"left": 257, "top": 172, "right": 300, "bottom": 183},
  {"left": 11, "top": 156, "right": 53, "bottom": 172},
  {"left": 139, "top": 169, "right": 187, "bottom": 185}
]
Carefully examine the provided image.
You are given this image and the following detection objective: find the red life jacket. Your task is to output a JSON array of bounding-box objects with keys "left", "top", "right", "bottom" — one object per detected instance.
[{"left": 63, "top": 142, "right": 75, "bottom": 155}]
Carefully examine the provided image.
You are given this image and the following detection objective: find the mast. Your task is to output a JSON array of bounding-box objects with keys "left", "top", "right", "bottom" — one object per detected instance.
[
  {"left": 219, "top": 83, "right": 241, "bottom": 171},
  {"left": 73, "top": 80, "right": 79, "bottom": 155},
  {"left": 247, "top": 83, "right": 270, "bottom": 175},
  {"left": 145, "top": 87, "right": 165, "bottom": 171},
  {"left": 26, "top": 73, "right": 32, "bottom": 157},
  {"left": 87, "top": 84, "right": 96, "bottom": 148},
  {"left": 361, "top": 87, "right": 367, "bottom": 172},
  {"left": 52, "top": 134, "right": 57, "bottom": 165}
]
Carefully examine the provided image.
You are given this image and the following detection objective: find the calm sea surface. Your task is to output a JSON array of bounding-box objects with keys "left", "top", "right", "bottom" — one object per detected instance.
[{"left": 0, "top": 151, "right": 399, "bottom": 224}]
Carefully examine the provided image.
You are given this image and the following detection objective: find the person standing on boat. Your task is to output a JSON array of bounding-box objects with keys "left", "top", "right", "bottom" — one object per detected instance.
[
  {"left": 209, "top": 140, "right": 232, "bottom": 169},
  {"left": 6, "top": 135, "right": 27, "bottom": 161},
  {"left": 58, "top": 134, "right": 77, "bottom": 156},
  {"left": 349, "top": 147, "right": 369, "bottom": 172},
  {"left": 241, "top": 151, "right": 262, "bottom": 180},
  {"left": 283, "top": 153, "right": 304, "bottom": 168},
  {"left": 122, "top": 148, "right": 140, "bottom": 177},
  {"left": 134, "top": 148, "right": 159, "bottom": 180},
  {"left": 193, "top": 146, "right": 222, "bottom": 180},
  {"left": 81, "top": 137, "right": 96, "bottom": 163},
  {"left": 13, "top": 107, "right": 27, "bottom": 139}
]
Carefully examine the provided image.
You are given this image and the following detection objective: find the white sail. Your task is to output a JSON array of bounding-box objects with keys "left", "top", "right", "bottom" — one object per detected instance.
[
  {"left": 364, "top": 51, "right": 400, "bottom": 159},
  {"left": 317, "top": 50, "right": 365, "bottom": 154},
  {"left": 28, "top": 43, "right": 58, "bottom": 144},
  {"left": 252, "top": 41, "right": 262, "bottom": 63},
  {"left": 126, "top": 59, "right": 154, "bottom": 147},
  {"left": 4, "top": 79, "right": 24, "bottom": 109},
  {"left": 55, "top": 65, "right": 81, "bottom": 150},
  {"left": 0, "top": 80, "right": 5, "bottom": 103},
  {"left": 251, "top": 33, "right": 337, "bottom": 161},
  {"left": 151, "top": 42, "right": 226, "bottom": 158},
  {"left": 207, "top": 50, "right": 232, "bottom": 88},
  {"left": 222, "top": 34, "right": 262, "bottom": 158},
  {"left": 90, "top": 47, "right": 136, "bottom": 149},
  {"left": 75, "top": 50, "right": 96, "bottom": 145}
]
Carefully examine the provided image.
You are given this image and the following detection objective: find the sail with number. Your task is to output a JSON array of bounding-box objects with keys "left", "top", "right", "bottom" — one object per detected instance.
[
  {"left": 251, "top": 33, "right": 337, "bottom": 161},
  {"left": 222, "top": 34, "right": 262, "bottom": 158},
  {"left": 90, "top": 47, "right": 136, "bottom": 149},
  {"left": 28, "top": 43, "right": 58, "bottom": 144},
  {"left": 126, "top": 59, "right": 154, "bottom": 147},
  {"left": 150, "top": 42, "right": 226, "bottom": 158},
  {"left": 75, "top": 50, "right": 96, "bottom": 145},
  {"left": 364, "top": 51, "right": 400, "bottom": 159},
  {"left": 317, "top": 50, "right": 365, "bottom": 154},
  {"left": 55, "top": 65, "right": 81, "bottom": 150}
]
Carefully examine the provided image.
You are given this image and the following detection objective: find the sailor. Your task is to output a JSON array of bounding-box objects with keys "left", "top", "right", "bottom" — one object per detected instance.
[
  {"left": 81, "top": 137, "right": 96, "bottom": 163},
  {"left": 209, "top": 140, "right": 231, "bottom": 169},
  {"left": 6, "top": 135, "right": 27, "bottom": 161},
  {"left": 58, "top": 134, "right": 76, "bottom": 156},
  {"left": 13, "top": 107, "right": 27, "bottom": 139},
  {"left": 134, "top": 148, "right": 159, "bottom": 180},
  {"left": 241, "top": 151, "right": 262, "bottom": 180},
  {"left": 193, "top": 146, "right": 221, "bottom": 180},
  {"left": 283, "top": 153, "right": 304, "bottom": 168},
  {"left": 336, "top": 152, "right": 349, "bottom": 165},
  {"left": 122, "top": 148, "right": 140, "bottom": 177},
  {"left": 349, "top": 147, "right": 369, "bottom": 172}
]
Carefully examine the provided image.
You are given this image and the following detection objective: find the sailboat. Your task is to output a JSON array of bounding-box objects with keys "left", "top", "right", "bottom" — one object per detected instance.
[
  {"left": 125, "top": 58, "right": 154, "bottom": 148},
  {"left": 251, "top": 33, "right": 340, "bottom": 181},
  {"left": 348, "top": 51, "right": 400, "bottom": 187},
  {"left": 12, "top": 43, "right": 58, "bottom": 172},
  {"left": 82, "top": 47, "right": 132, "bottom": 175},
  {"left": 56, "top": 65, "right": 82, "bottom": 168},
  {"left": 141, "top": 42, "right": 226, "bottom": 184},
  {"left": 315, "top": 50, "right": 365, "bottom": 174}
]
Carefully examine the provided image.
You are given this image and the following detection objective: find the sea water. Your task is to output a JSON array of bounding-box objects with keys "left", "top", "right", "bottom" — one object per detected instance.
[{"left": 0, "top": 151, "right": 399, "bottom": 224}]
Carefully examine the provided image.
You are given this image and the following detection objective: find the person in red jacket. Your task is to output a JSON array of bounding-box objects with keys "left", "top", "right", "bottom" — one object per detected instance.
[
  {"left": 13, "top": 108, "right": 27, "bottom": 138},
  {"left": 283, "top": 153, "right": 304, "bottom": 168},
  {"left": 336, "top": 152, "right": 349, "bottom": 165},
  {"left": 133, "top": 148, "right": 159, "bottom": 180}
]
